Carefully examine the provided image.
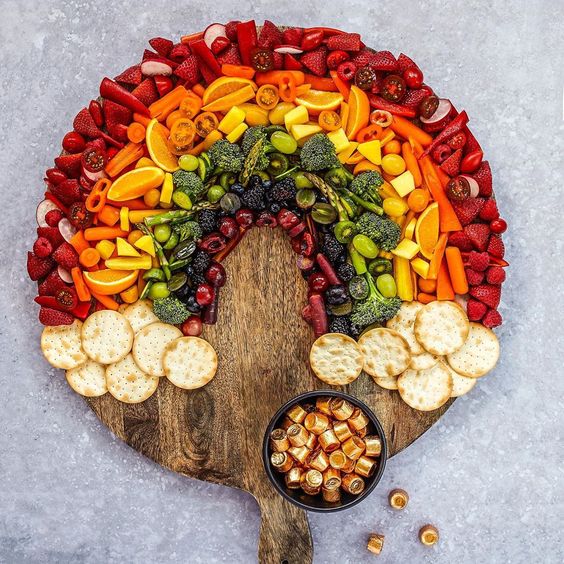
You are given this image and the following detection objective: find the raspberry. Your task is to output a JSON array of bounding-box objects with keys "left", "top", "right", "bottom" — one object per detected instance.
[
  {"left": 465, "top": 267, "right": 485, "bottom": 286},
  {"left": 482, "top": 308, "right": 502, "bottom": 328},
  {"left": 486, "top": 266, "right": 506, "bottom": 285},
  {"left": 45, "top": 209, "right": 64, "bottom": 227},
  {"left": 466, "top": 299, "right": 487, "bottom": 321},
  {"left": 33, "top": 237, "right": 53, "bottom": 258},
  {"left": 468, "top": 251, "right": 490, "bottom": 272}
]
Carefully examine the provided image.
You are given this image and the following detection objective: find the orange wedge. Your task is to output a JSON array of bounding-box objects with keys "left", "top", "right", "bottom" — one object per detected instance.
[
  {"left": 201, "top": 84, "right": 257, "bottom": 112},
  {"left": 345, "top": 85, "right": 370, "bottom": 141},
  {"left": 146, "top": 119, "right": 179, "bottom": 172},
  {"left": 294, "top": 89, "right": 344, "bottom": 114},
  {"left": 107, "top": 166, "right": 165, "bottom": 202},
  {"left": 415, "top": 202, "right": 440, "bottom": 260},
  {"left": 83, "top": 269, "right": 139, "bottom": 295},
  {"left": 202, "top": 77, "right": 257, "bottom": 106}
]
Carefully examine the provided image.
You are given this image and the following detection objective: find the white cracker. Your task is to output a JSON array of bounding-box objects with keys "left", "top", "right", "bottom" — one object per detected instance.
[
  {"left": 133, "top": 322, "right": 183, "bottom": 377},
  {"left": 358, "top": 328, "right": 411, "bottom": 378},
  {"left": 106, "top": 354, "right": 159, "bottom": 403},
  {"left": 41, "top": 320, "right": 87, "bottom": 370},
  {"left": 447, "top": 322, "right": 500, "bottom": 378},
  {"left": 410, "top": 352, "right": 440, "bottom": 370},
  {"left": 65, "top": 359, "right": 107, "bottom": 397},
  {"left": 414, "top": 301, "right": 469, "bottom": 355},
  {"left": 443, "top": 362, "right": 477, "bottom": 397},
  {"left": 386, "top": 301, "right": 425, "bottom": 355},
  {"left": 374, "top": 375, "right": 399, "bottom": 390},
  {"left": 81, "top": 310, "right": 134, "bottom": 364},
  {"left": 309, "top": 333, "right": 364, "bottom": 385},
  {"left": 397, "top": 361, "right": 453, "bottom": 411},
  {"left": 163, "top": 337, "right": 218, "bottom": 390},
  {"left": 122, "top": 299, "right": 159, "bottom": 334}
]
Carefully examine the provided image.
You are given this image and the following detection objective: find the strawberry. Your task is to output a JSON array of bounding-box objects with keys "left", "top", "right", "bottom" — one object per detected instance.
[
  {"left": 351, "top": 49, "right": 373, "bottom": 68},
  {"left": 300, "top": 46, "right": 327, "bottom": 76},
  {"left": 482, "top": 308, "right": 502, "bottom": 329},
  {"left": 225, "top": 21, "right": 241, "bottom": 42},
  {"left": 472, "top": 161, "right": 492, "bottom": 197},
  {"left": 447, "top": 132, "right": 467, "bottom": 150},
  {"left": 464, "top": 223, "right": 490, "bottom": 251},
  {"left": 258, "top": 20, "right": 283, "bottom": 49},
  {"left": 463, "top": 127, "right": 481, "bottom": 154},
  {"left": 466, "top": 299, "right": 487, "bottom": 321},
  {"left": 107, "top": 123, "right": 129, "bottom": 143},
  {"left": 369, "top": 50, "right": 398, "bottom": 71},
  {"left": 114, "top": 65, "right": 142, "bottom": 86},
  {"left": 174, "top": 55, "right": 200, "bottom": 86},
  {"left": 169, "top": 43, "right": 191, "bottom": 62},
  {"left": 326, "top": 33, "right": 362, "bottom": 52},
  {"left": 402, "top": 85, "right": 433, "bottom": 109},
  {"left": 131, "top": 78, "right": 159, "bottom": 106},
  {"left": 27, "top": 252, "right": 54, "bottom": 281},
  {"left": 284, "top": 53, "right": 302, "bottom": 70},
  {"left": 49, "top": 179, "right": 81, "bottom": 206},
  {"left": 397, "top": 53, "right": 420, "bottom": 74},
  {"left": 216, "top": 44, "right": 242, "bottom": 66},
  {"left": 487, "top": 235, "right": 505, "bottom": 258},
  {"left": 440, "top": 148, "right": 462, "bottom": 176},
  {"left": 52, "top": 242, "right": 79, "bottom": 270},
  {"left": 210, "top": 36, "right": 230, "bottom": 55},
  {"left": 486, "top": 266, "right": 506, "bottom": 285},
  {"left": 479, "top": 198, "right": 499, "bottom": 221},
  {"left": 448, "top": 230, "right": 474, "bottom": 252},
  {"left": 451, "top": 197, "right": 485, "bottom": 226},
  {"left": 465, "top": 267, "right": 485, "bottom": 286},
  {"left": 33, "top": 237, "right": 53, "bottom": 258},
  {"left": 272, "top": 51, "right": 284, "bottom": 70},
  {"left": 469, "top": 284, "right": 501, "bottom": 309},
  {"left": 282, "top": 27, "right": 303, "bottom": 46},
  {"left": 73, "top": 108, "right": 102, "bottom": 138},
  {"left": 103, "top": 100, "right": 131, "bottom": 126},
  {"left": 54, "top": 153, "right": 82, "bottom": 178},
  {"left": 468, "top": 251, "right": 490, "bottom": 272},
  {"left": 149, "top": 37, "right": 173, "bottom": 57},
  {"left": 38, "top": 269, "right": 68, "bottom": 296},
  {"left": 38, "top": 306, "right": 74, "bottom": 326},
  {"left": 37, "top": 227, "right": 64, "bottom": 248},
  {"left": 45, "top": 209, "right": 64, "bottom": 227}
]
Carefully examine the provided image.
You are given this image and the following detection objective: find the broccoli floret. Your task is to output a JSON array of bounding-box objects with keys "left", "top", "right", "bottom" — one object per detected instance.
[
  {"left": 172, "top": 171, "right": 206, "bottom": 200},
  {"left": 350, "top": 272, "right": 401, "bottom": 327},
  {"left": 356, "top": 212, "right": 401, "bottom": 251},
  {"left": 300, "top": 133, "right": 339, "bottom": 171},
  {"left": 152, "top": 295, "right": 191, "bottom": 325},
  {"left": 208, "top": 139, "right": 244, "bottom": 173},
  {"left": 349, "top": 171, "right": 384, "bottom": 205},
  {"left": 241, "top": 126, "right": 271, "bottom": 170},
  {"left": 173, "top": 220, "right": 203, "bottom": 242}
]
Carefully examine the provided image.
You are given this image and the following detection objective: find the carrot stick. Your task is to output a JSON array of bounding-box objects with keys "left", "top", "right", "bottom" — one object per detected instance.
[
  {"left": 97, "top": 205, "right": 121, "bottom": 227},
  {"left": 79, "top": 247, "right": 101, "bottom": 268},
  {"left": 434, "top": 162, "right": 451, "bottom": 188},
  {"left": 418, "top": 292, "right": 436, "bottom": 304},
  {"left": 106, "top": 198, "right": 148, "bottom": 210},
  {"left": 445, "top": 247, "right": 469, "bottom": 294},
  {"left": 402, "top": 141, "right": 422, "bottom": 187},
  {"left": 180, "top": 31, "right": 204, "bottom": 44},
  {"left": 188, "top": 140, "right": 206, "bottom": 156},
  {"left": 303, "top": 74, "right": 338, "bottom": 92},
  {"left": 148, "top": 85, "right": 188, "bottom": 121},
  {"left": 127, "top": 122, "right": 146, "bottom": 144},
  {"left": 132, "top": 112, "right": 152, "bottom": 127},
  {"left": 84, "top": 227, "right": 129, "bottom": 241},
  {"left": 221, "top": 64, "right": 255, "bottom": 79},
  {"left": 427, "top": 233, "right": 448, "bottom": 280},
  {"left": 69, "top": 231, "right": 90, "bottom": 255},
  {"left": 330, "top": 71, "right": 351, "bottom": 101},
  {"left": 105, "top": 142, "right": 144, "bottom": 177},
  {"left": 192, "top": 83, "right": 206, "bottom": 97},
  {"left": 90, "top": 290, "right": 119, "bottom": 311},
  {"left": 436, "top": 260, "right": 455, "bottom": 300},
  {"left": 255, "top": 70, "right": 305, "bottom": 86},
  {"left": 390, "top": 115, "right": 433, "bottom": 146},
  {"left": 71, "top": 267, "right": 91, "bottom": 302}
]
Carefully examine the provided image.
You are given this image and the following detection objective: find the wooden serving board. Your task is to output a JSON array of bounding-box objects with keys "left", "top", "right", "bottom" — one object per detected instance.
[{"left": 87, "top": 228, "right": 452, "bottom": 563}]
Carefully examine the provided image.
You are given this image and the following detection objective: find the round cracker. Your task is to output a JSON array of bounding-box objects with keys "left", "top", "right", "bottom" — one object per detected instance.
[
  {"left": 132, "top": 322, "right": 183, "bottom": 377},
  {"left": 414, "top": 301, "right": 469, "bottom": 355},
  {"left": 41, "top": 320, "right": 87, "bottom": 370},
  {"left": 386, "top": 301, "right": 425, "bottom": 355},
  {"left": 65, "top": 360, "right": 107, "bottom": 397},
  {"left": 410, "top": 352, "right": 440, "bottom": 371},
  {"left": 358, "top": 328, "right": 411, "bottom": 378},
  {"left": 106, "top": 354, "right": 159, "bottom": 403},
  {"left": 81, "top": 310, "right": 133, "bottom": 364},
  {"left": 443, "top": 363, "right": 477, "bottom": 397},
  {"left": 309, "top": 333, "right": 363, "bottom": 385},
  {"left": 374, "top": 375, "right": 399, "bottom": 390},
  {"left": 122, "top": 299, "right": 159, "bottom": 334},
  {"left": 163, "top": 337, "right": 218, "bottom": 390},
  {"left": 447, "top": 322, "right": 500, "bottom": 378},
  {"left": 397, "top": 361, "right": 453, "bottom": 411}
]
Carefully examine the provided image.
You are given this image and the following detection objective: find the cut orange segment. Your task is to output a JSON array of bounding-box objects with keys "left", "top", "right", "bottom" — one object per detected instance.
[
  {"left": 295, "top": 89, "right": 344, "bottom": 114},
  {"left": 345, "top": 85, "right": 370, "bottom": 141},
  {"left": 415, "top": 202, "right": 440, "bottom": 260},
  {"left": 202, "top": 77, "right": 257, "bottom": 106},
  {"left": 201, "top": 84, "right": 257, "bottom": 112},
  {"left": 146, "top": 119, "right": 179, "bottom": 173},
  {"left": 83, "top": 269, "right": 138, "bottom": 296},
  {"left": 107, "top": 166, "right": 165, "bottom": 202}
]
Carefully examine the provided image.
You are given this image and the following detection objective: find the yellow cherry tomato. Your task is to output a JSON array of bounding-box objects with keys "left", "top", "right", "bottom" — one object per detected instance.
[
  {"left": 381, "top": 153, "right": 406, "bottom": 176},
  {"left": 256, "top": 84, "right": 280, "bottom": 110},
  {"left": 318, "top": 110, "right": 342, "bottom": 131},
  {"left": 268, "top": 102, "right": 295, "bottom": 125},
  {"left": 383, "top": 197, "right": 409, "bottom": 217},
  {"left": 143, "top": 188, "right": 161, "bottom": 208}
]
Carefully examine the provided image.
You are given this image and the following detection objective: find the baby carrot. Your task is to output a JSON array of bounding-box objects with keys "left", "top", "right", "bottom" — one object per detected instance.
[
  {"left": 149, "top": 85, "right": 188, "bottom": 121},
  {"left": 69, "top": 231, "right": 90, "bottom": 255},
  {"left": 127, "top": 122, "right": 146, "bottom": 144},
  {"left": 84, "top": 227, "right": 129, "bottom": 241},
  {"left": 79, "top": 247, "right": 101, "bottom": 268},
  {"left": 436, "top": 260, "right": 455, "bottom": 300},
  {"left": 71, "top": 267, "right": 91, "bottom": 302},
  {"left": 132, "top": 112, "right": 152, "bottom": 127},
  {"left": 402, "top": 141, "right": 422, "bottom": 187},
  {"left": 90, "top": 290, "right": 119, "bottom": 311},
  {"left": 192, "top": 83, "right": 206, "bottom": 97},
  {"left": 221, "top": 64, "right": 255, "bottom": 80},
  {"left": 418, "top": 277, "right": 437, "bottom": 294},
  {"left": 418, "top": 292, "right": 436, "bottom": 304},
  {"left": 97, "top": 205, "right": 120, "bottom": 227},
  {"left": 390, "top": 115, "right": 432, "bottom": 146},
  {"left": 445, "top": 246, "right": 469, "bottom": 294}
]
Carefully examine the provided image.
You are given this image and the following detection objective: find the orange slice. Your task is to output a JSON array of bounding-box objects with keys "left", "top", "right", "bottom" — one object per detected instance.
[
  {"left": 415, "top": 202, "right": 440, "bottom": 260},
  {"left": 107, "top": 166, "right": 165, "bottom": 202},
  {"left": 201, "top": 84, "right": 257, "bottom": 112},
  {"left": 345, "top": 85, "right": 370, "bottom": 141},
  {"left": 294, "top": 89, "right": 344, "bottom": 114},
  {"left": 83, "top": 269, "right": 139, "bottom": 296},
  {"left": 202, "top": 77, "right": 257, "bottom": 106},
  {"left": 146, "top": 119, "right": 179, "bottom": 172}
]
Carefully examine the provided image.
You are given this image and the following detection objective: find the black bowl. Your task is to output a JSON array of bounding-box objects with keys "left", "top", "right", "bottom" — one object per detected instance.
[{"left": 262, "top": 390, "right": 387, "bottom": 513}]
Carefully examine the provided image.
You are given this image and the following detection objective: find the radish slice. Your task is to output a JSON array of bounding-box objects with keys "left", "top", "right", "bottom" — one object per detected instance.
[
  {"left": 82, "top": 165, "right": 107, "bottom": 182},
  {"left": 140, "top": 59, "right": 173, "bottom": 77},
  {"left": 274, "top": 45, "right": 304, "bottom": 55},
  {"left": 58, "top": 218, "right": 77, "bottom": 243},
  {"left": 36, "top": 199, "right": 60, "bottom": 227},
  {"left": 454, "top": 293, "right": 468, "bottom": 310},
  {"left": 420, "top": 99, "right": 453, "bottom": 132},
  {"left": 203, "top": 23, "right": 227, "bottom": 49},
  {"left": 461, "top": 175, "right": 480, "bottom": 198},
  {"left": 58, "top": 266, "right": 73, "bottom": 283}
]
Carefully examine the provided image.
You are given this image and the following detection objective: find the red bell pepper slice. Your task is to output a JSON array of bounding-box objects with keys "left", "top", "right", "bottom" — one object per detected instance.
[
  {"left": 422, "top": 111, "right": 469, "bottom": 157},
  {"left": 35, "top": 296, "right": 63, "bottom": 310},
  {"left": 71, "top": 300, "right": 92, "bottom": 320},
  {"left": 189, "top": 39, "right": 222, "bottom": 77},
  {"left": 236, "top": 20, "right": 258, "bottom": 67},
  {"left": 100, "top": 78, "right": 150, "bottom": 117},
  {"left": 368, "top": 94, "right": 416, "bottom": 118}
]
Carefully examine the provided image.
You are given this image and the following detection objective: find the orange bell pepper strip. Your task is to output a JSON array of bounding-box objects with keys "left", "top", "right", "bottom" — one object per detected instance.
[
  {"left": 180, "top": 31, "right": 204, "bottom": 44},
  {"left": 90, "top": 290, "right": 120, "bottom": 311},
  {"left": 356, "top": 124, "right": 382, "bottom": 143},
  {"left": 255, "top": 70, "right": 305, "bottom": 87},
  {"left": 329, "top": 71, "right": 350, "bottom": 101},
  {"left": 278, "top": 74, "right": 297, "bottom": 102},
  {"left": 221, "top": 64, "right": 256, "bottom": 79},
  {"left": 427, "top": 233, "right": 449, "bottom": 280},
  {"left": 303, "top": 74, "right": 338, "bottom": 92},
  {"left": 445, "top": 247, "right": 469, "bottom": 294},
  {"left": 436, "top": 260, "right": 455, "bottom": 300},
  {"left": 390, "top": 115, "right": 433, "bottom": 146},
  {"left": 85, "top": 178, "right": 112, "bottom": 213},
  {"left": 97, "top": 205, "right": 121, "bottom": 227},
  {"left": 105, "top": 143, "right": 144, "bottom": 177},
  {"left": 69, "top": 231, "right": 90, "bottom": 255},
  {"left": 84, "top": 227, "right": 129, "bottom": 241},
  {"left": 71, "top": 267, "right": 91, "bottom": 302}
]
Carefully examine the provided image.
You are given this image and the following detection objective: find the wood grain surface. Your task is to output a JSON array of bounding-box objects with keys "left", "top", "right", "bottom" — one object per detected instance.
[{"left": 87, "top": 227, "right": 452, "bottom": 564}]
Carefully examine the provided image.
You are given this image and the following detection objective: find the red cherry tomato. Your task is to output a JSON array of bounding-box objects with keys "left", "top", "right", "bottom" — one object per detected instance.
[
  {"left": 490, "top": 218, "right": 507, "bottom": 234},
  {"left": 460, "top": 150, "right": 484, "bottom": 173},
  {"left": 403, "top": 67, "right": 424, "bottom": 89},
  {"left": 62, "top": 132, "right": 86, "bottom": 153}
]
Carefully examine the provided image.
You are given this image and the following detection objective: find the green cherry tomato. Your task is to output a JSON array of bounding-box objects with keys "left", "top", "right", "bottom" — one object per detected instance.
[
  {"left": 178, "top": 154, "right": 199, "bottom": 172},
  {"left": 148, "top": 281, "right": 171, "bottom": 300},
  {"left": 376, "top": 274, "right": 397, "bottom": 298},
  {"left": 154, "top": 224, "right": 171, "bottom": 243}
]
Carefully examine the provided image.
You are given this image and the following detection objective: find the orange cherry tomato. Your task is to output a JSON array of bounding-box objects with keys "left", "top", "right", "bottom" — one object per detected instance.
[
  {"left": 407, "top": 188, "right": 430, "bottom": 212},
  {"left": 370, "top": 109, "right": 393, "bottom": 127},
  {"left": 318, "top": 110, "right": 342, "bottom": 131},
  {"left": 418, "top": 278, "right": 437, "bottom": 293},
  {"left": 256, "top": 84, "right": 280, "bottom": 110},
  {"left": 194, "top": 112, "right": 219, "bottom": 137},
  {"left": 169, "top": 118, "right": 196, "bottom": 148},
  {"left": 179, "top": 92, "right": 203, "bottom": 119},
  {"left": 356, "top": 124, "right": 382, "bottom": 143},
  {"left": 278, "top": 74, "right": 297, "bottom": 102},
  {"left": 383, "top": 139, "right": 402, "bottom": 155}
]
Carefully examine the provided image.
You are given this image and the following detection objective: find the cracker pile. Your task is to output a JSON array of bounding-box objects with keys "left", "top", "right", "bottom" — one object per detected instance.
[{"left": 40, "top": 299, "right": 218, "bottom": 403}]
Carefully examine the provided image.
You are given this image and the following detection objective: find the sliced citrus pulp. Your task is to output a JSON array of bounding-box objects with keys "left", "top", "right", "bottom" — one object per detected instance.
[
  {"left": 146, "top": 118, "right": 180, "bottom": 172},
  {"left": 107, "top": 166, "right": 165, "bottom": 202},
  {"left": 83, "top": 269, "right": 139, "bottom": 295},
  {"left": 345, "top": 85, "right": 370, "bottom": 141},
  {"left": 202, "top": 77, "right": 257, "bottom": 106},
  {"left": 295, "top": 89, "right": 344, "bottom": 114},
  {"left": 201, "top": 84, "right": 257, "bottom": 112},
  {"left": 415, "top": 202, "right": 440, "bottom": 260}
]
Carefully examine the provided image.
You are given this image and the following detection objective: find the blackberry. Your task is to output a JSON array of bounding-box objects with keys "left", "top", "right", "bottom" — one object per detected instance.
[
  {"left": 349, "top": 321, "right": 361, "bottom": 340},
  {"left": 198, "top": 209, "right": 218, "bottom": 234},
  {"left": 329, "top": 316, "right": 351, "bottom": 335},
  {"left": 269, "top": 178, "right": 297, "bottom": 203},
  {"left": 241, "top": 182, "right": 266, "bottom": 211},
  {"left": 337, "top": 262, "right": 355, "bottom": 283},
  {"left": 320, "top": 232, "right": 345, "bottom": 264},
  {"left": 191, "top": 250, "right": 211, "bottom": 274}
]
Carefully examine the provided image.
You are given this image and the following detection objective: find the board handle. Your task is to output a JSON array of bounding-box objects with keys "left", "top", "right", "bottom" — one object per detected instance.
[{"left": 257, "top": 490, "right": 313, "bottom": 564}]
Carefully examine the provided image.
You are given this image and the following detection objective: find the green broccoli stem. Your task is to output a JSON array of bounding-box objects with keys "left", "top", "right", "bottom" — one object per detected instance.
[
  {"left": 340, "top": 188, "right": 383, "bottom": 215},
  {"left": 348, "top": 243, "right": 367, "bottom": 275},
  {"left": 274, "top": 165, "right": 299, "bottom": 181},
  {"left": 136, "top": 223, "right": 171, "bottom": 280},
  {"left": 304, "top": 173, "right": 349, "bottom": 222}
]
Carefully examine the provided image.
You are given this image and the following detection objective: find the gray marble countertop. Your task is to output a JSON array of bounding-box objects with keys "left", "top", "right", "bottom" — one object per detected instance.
[{"left": 1, "top": 1, "right": 562, "bottom": 562}]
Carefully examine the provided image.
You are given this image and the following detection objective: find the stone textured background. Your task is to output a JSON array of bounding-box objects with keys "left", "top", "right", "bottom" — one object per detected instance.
[{"left": 1, "top": 0, "right": 562, "bottom": 562}]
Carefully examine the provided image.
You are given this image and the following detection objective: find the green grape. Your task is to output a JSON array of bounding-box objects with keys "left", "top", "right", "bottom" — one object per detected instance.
[
  {"left": 352, "top": 234, "right": 379, "bottom": 259},
  {"left": 376, "top": 274, "right": 397, "bottom": 298},
  {"left": 270, "top": 131, "right": 298, "bottom": 154},
  {"left": 208, "top": 185, "right": 226, "bottom": 203},
  {"left": 148, "top": 282, "right": 170, "bottom": 300},
  {"left": 154, "top": 224, "right": 171, "bottom": 243},
  {"left": 296, "top": 189, "right": 316, "bottom": 209},
  {"left": 293, "top": 171, "right": 314, "bottom": 189},
  {"left": 178, "top": 154, "right": 199, "bottom": 172}
]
